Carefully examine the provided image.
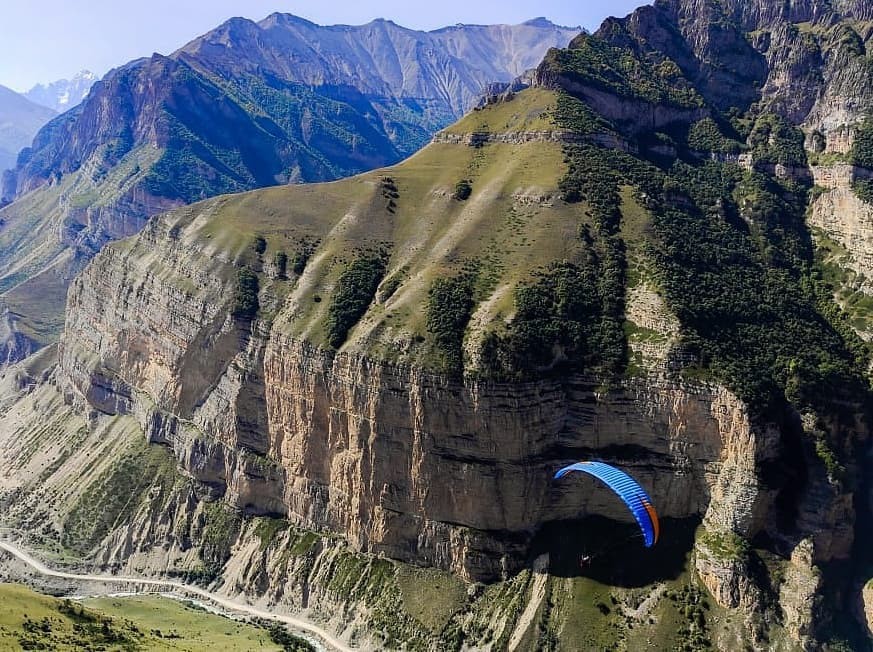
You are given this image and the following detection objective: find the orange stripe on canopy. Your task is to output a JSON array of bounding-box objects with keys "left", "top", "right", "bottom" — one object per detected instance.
[{"left": 642, "top": 500, "right": 660, "bottom": 544}]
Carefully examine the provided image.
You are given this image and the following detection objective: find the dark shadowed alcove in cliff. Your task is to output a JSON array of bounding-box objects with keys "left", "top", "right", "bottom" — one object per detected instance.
[{"left": 530, "top": 516, "right": 697, "bottom": 585}]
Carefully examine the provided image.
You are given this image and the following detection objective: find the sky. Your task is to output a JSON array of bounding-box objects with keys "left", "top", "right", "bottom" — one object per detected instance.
[{"left": 0, "top": 0, "right": 648, "bottom": 91}]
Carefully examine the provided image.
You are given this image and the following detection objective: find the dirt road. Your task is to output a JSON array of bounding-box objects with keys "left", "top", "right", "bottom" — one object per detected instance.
[{"left": 0, "top": 539, "right": 354, "bottom": 652}]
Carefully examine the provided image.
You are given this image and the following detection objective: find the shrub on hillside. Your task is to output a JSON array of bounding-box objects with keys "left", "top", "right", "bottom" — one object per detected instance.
[
  {"left": 233, "top": 267, "right": 260, "bottom": 318},
  {"left": 426, "top": 274, "right": 475, "bottom": 374},
  {"left": 453, "top": 179, "right": 472, "bottom": 201},
  {"left": 326, "top": 253, "right": 387, "bottom": 348}
]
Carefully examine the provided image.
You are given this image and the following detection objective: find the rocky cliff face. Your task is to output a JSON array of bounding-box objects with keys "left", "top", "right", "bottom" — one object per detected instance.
[
  {"left": 863, "top": 581, "right": 873, "bottom": 638},
  {"left": 809, "top": 172, "right": 873, "bottom": 283},
  {"left": 177, "top": 15, "right": 580, "bottom": 119},
  {"left": 54, "top": 140, "right": 729, "bottom": 581},
  {"left": 598, "top": 0, "right": 873, "bottom": 143},
  {"left": 61, "top": 230, "right": 754, "bottom": 579},
  {"left": 46, "top": 200, "right": 814, "bottom": 650}
]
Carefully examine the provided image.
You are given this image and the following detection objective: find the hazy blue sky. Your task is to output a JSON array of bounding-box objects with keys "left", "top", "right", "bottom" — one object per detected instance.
[{"left": 0, "top": 0, "right": 647, "bottom": 91}]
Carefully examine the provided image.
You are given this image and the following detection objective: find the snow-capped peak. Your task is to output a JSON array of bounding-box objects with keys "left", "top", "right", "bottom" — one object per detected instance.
[{"left": 24, "top": 70, "right": 99, "bottom": 112}]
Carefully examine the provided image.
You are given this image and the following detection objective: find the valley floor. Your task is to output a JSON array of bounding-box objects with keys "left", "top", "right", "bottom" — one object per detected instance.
[
  {"left": 0, "top": 539, "right": 339, "bottom": 651},
  {"left": 0, "top": 582, "right": 290, "bottom": 651}
]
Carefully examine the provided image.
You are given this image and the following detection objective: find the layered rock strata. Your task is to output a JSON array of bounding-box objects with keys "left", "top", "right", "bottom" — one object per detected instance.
[{"left": 59, "top": 200, "right": 840, "bottom": 590}]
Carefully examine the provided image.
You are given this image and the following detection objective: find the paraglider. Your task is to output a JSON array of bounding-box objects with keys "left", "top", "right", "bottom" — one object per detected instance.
[{"left": 554, "top": 461, "right": 660, "bottom": 548}]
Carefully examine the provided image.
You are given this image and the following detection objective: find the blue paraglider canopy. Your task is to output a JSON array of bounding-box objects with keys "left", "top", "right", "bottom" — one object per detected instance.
[{"left": 554, "top": 461, "right": 660, "bottom": 547}]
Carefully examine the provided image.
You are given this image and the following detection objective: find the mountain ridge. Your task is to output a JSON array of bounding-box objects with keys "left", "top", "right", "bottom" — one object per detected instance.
[
  {"left": 595, "top": 0, "right": 873, "bottom": 129},
  {"left": 0, "top": 15, "right": 578, "bottom": 363},
  {"left": 173, "top": 13, "right": 580, "bottom": 116}
]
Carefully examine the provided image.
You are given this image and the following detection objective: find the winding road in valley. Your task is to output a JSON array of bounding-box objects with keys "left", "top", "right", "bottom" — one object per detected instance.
[{"left": 0, "top": 540, "right": 353, "bottom": 652}]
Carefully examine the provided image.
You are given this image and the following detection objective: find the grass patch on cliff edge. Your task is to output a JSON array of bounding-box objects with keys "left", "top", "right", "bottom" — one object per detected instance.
[
  {"left": 550, "top": 576, "right": 717, "bottom": 652},
  {"left": 552, "top": 575, "right": 624, "bottom": 650},
  {"left": 2, "top": 257, "right": 75, "bottom": 345},
  {"left": 395, "top": 564, "right": 468, "bottom": 631},
  {"left": 0, "top": 172, "right": 73, "bottom": 282},
  {"left": 697, "top": 527, "right": 750, "bottom": 562},
  {"left": 812, "top": 227, "right": 873, "bottom": 345},
  {"left": 61, "top": 436, "right": 178, "bottom": 555},
  {"left": 439, "top": 88, "right": 558, "bottom": 136},
  {"left": 545, "top": 520, "right": 727, "bottom": 652},
  {"left": 253, "top": 516, "right": 289, "bottom": 551}
]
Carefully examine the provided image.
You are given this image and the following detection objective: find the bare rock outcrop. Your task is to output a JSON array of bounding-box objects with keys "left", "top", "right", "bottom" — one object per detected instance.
[
  {"left": 779, "top": 539, "right": 822, "bottom": 651},
  {"left": 863, "top": 581, "right": 873, "bottom": 638},
  {"left": 809, "top": 179, "right": 873, "bottom": 290}
]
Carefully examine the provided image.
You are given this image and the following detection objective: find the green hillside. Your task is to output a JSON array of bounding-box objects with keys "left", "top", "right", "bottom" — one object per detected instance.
[{"left": 0, "top": 583, "right": 313, "bottom": 651}]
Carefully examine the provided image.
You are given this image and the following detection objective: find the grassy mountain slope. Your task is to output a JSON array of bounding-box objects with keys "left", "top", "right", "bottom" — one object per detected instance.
[
  {"left": 84, "top": 86, "right": 624, "bottom": 381},
  {"left": 145, "top": 59, "right": 868, "bottom": 413},
  {"left": 42, "top": 71, "right": 868, "bottom": 647}
]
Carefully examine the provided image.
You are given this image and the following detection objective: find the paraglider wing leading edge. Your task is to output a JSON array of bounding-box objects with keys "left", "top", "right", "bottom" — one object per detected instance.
[{"left": 554, "top": 461, "right": 660, "bottom": 547}]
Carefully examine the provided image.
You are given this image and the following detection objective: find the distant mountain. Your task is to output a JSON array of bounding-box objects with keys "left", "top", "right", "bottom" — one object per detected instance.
[
  {"left": 0, "top": 85, "right": 55, "bottom": 173},
  {"left": 176, "top": 15, "right": 581, "bottom": 117},
  {"left": 0, "top": 15, "right": 579, "bottom": 361},
  {"left": 24, "top": 70, "right": 98, "bottom": 113},
  {"left": 4, "top": 16, "right": 580, "bottom": 205}
]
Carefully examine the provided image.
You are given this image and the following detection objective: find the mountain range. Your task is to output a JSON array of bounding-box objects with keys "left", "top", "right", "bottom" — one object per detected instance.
[
  {"left": 0, "top": 15, "right": 579, "bottom": 362},
  {"left": 24, "top": 70, "right": 99, "bottom": 113},
  {"left": 1, "top": 1, "right": 873, "bottom": 650},
  {"left": 5, "top": 15, "right": 581, "bottom": 203},
  {"left": 0, "top": 14, "right": 579, "bottom": 359}
]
